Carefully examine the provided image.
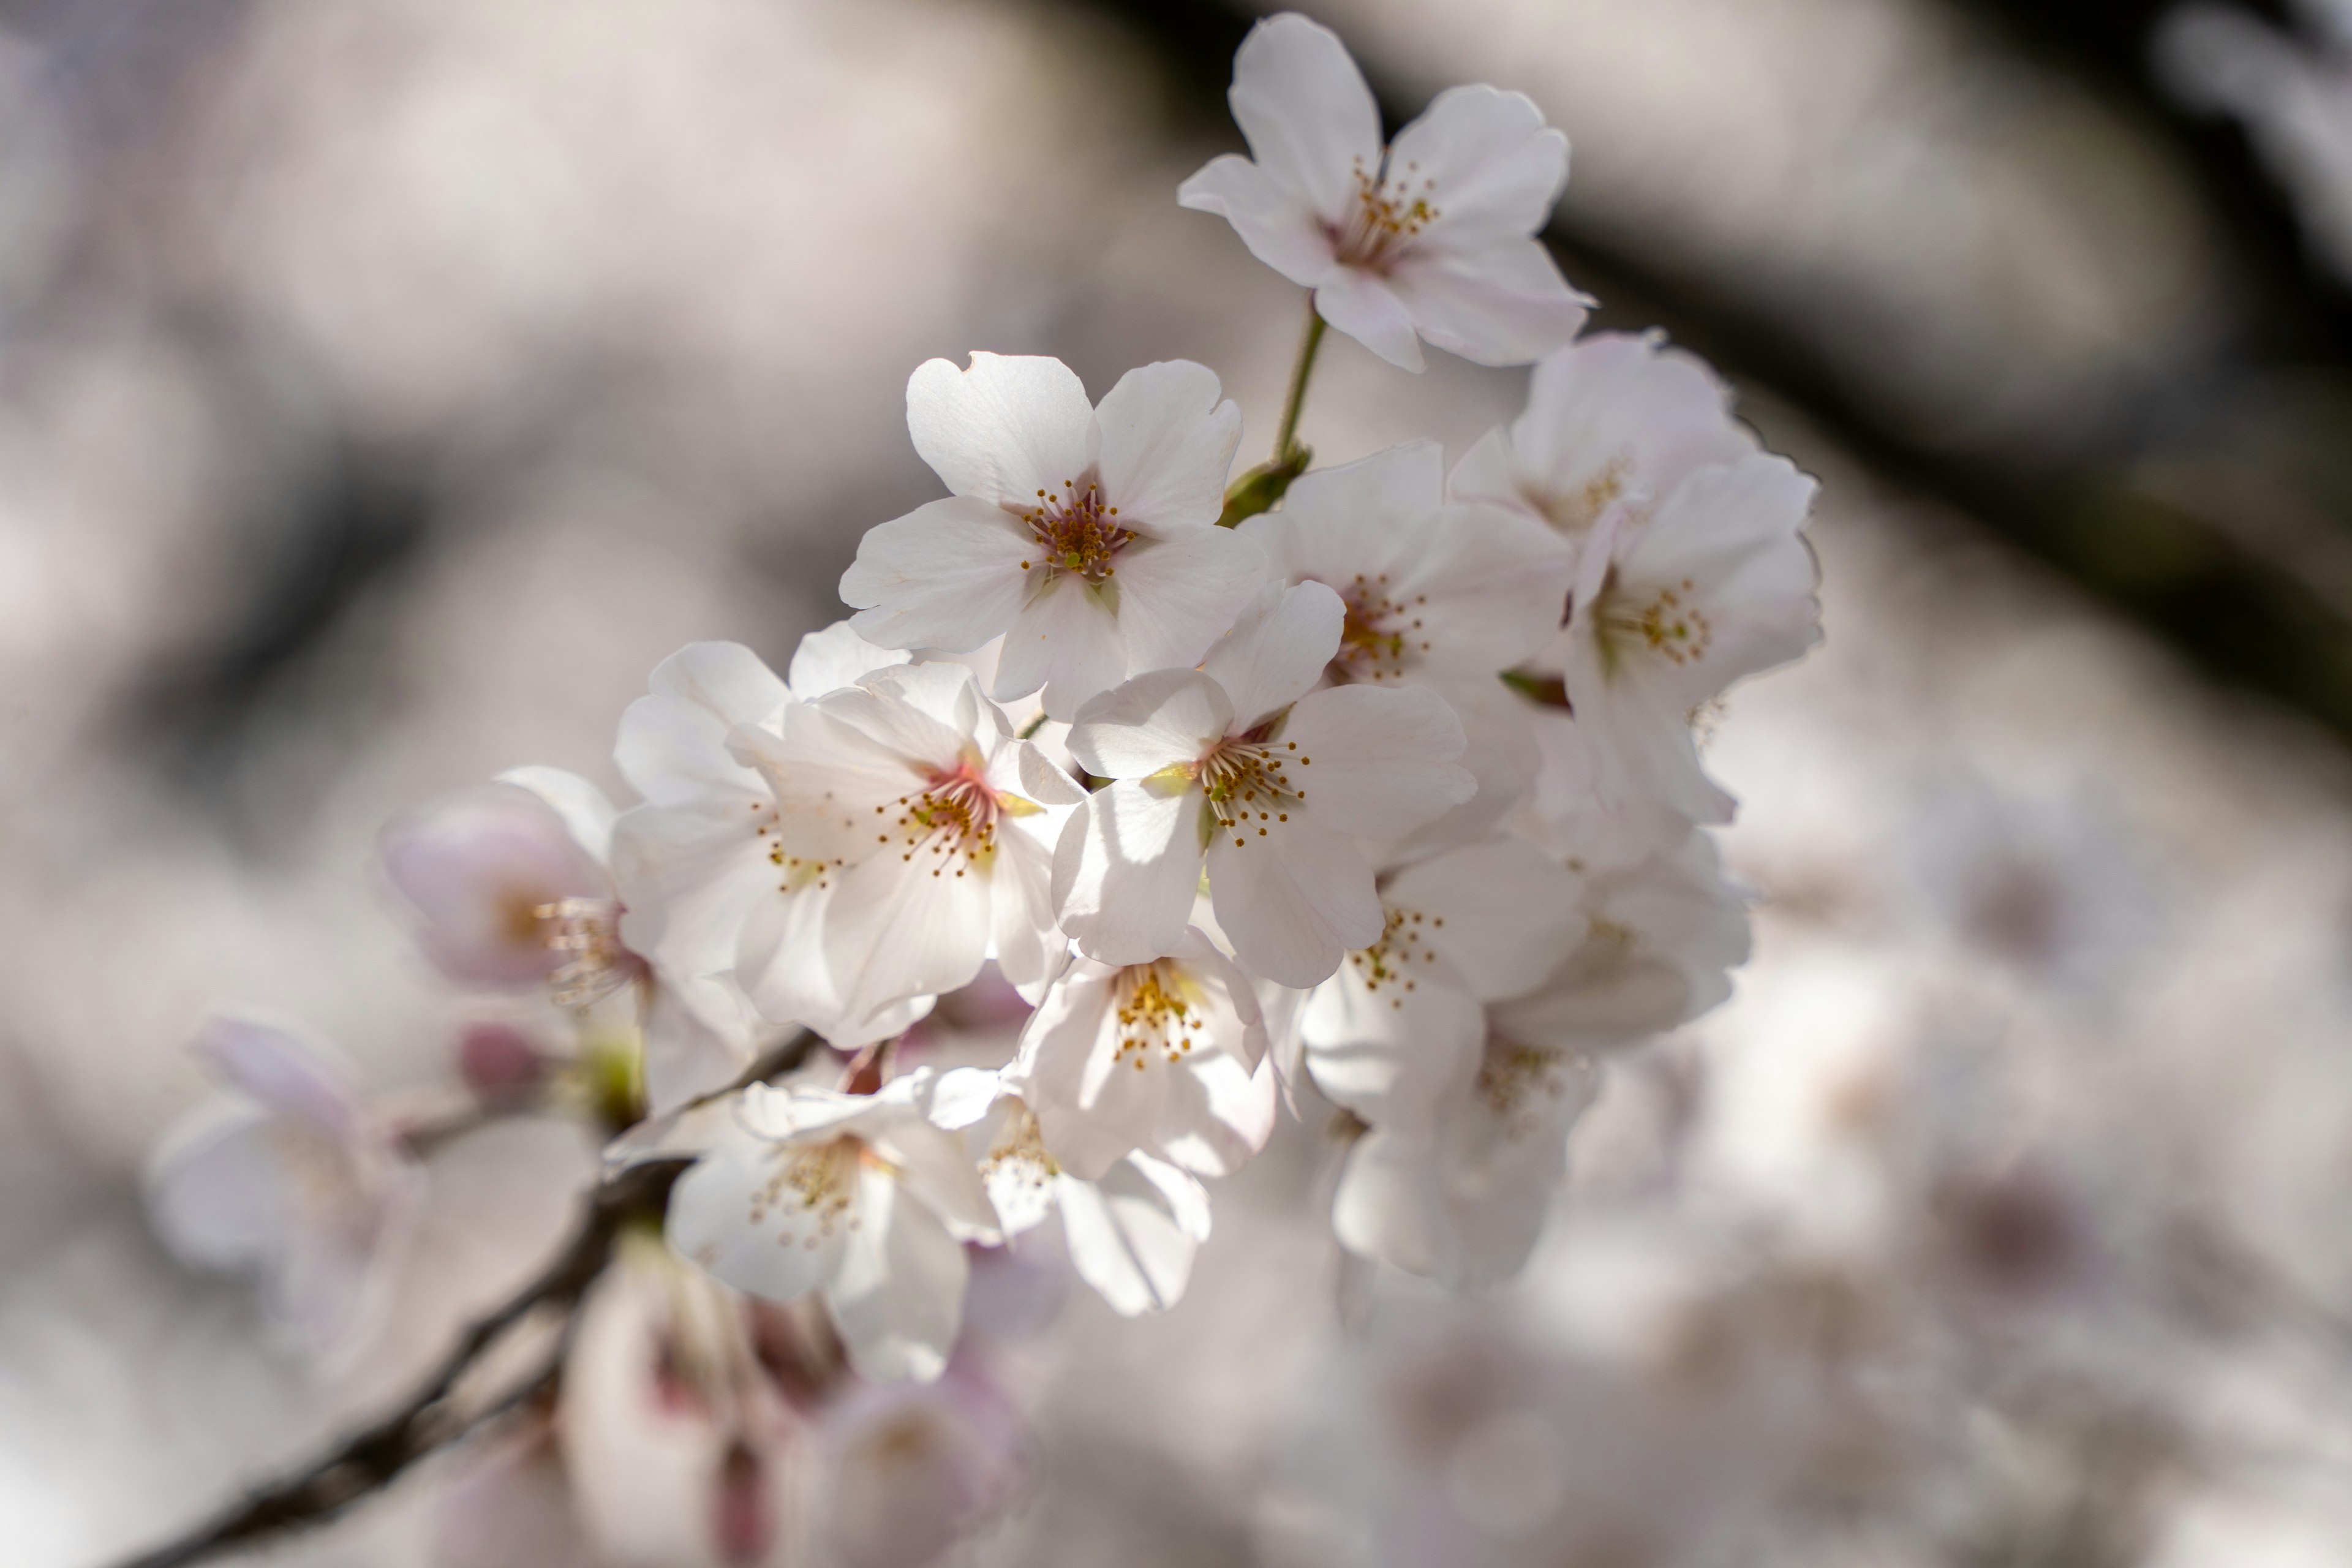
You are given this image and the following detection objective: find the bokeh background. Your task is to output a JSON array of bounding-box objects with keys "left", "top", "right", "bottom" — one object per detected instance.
[{"left": 11, "top": 0, "right": 2352, "bottom": 1563}]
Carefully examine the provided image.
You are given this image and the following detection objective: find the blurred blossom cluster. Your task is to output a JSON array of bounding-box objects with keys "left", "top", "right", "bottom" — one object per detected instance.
[{"left": 9, "top": 2, "right": 2352, "bottom": 1567}]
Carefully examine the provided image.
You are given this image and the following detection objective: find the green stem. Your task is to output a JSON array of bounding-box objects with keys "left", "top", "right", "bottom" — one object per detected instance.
[{"left": 1271, "top": 295, "right": 1327, "bottom": 464}]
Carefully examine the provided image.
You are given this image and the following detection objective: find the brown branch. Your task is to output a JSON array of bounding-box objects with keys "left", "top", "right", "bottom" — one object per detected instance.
[{"left": 106, "top": 1028, "right": 819, "bottom": 1568}]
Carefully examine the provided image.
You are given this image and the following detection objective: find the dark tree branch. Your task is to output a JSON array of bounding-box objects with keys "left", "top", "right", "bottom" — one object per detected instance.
[{"left": 105, "top": 1029, "right": 819, "bottom": 1568}]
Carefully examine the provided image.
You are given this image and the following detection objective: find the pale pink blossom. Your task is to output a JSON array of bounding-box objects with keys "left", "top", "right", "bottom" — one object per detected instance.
[{"left": 1178, "top": 12, "right": 1588, "bottom": 370}]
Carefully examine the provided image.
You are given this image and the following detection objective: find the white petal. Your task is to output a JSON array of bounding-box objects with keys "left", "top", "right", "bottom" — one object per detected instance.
[
  {"left": 1093, "top": 360, "right": 1243, "bottom": 532},
  {"left": 1303, "top": 964, "right": 1483, "bottom": 1125},
  {"left": 611, "top": 802, "right": 774, "bottom": 1025},
  {"left": 1276, "top": 684, "right": 1473, "bottom": 840},
  {"left": 1052, "top": 782, "right": 1210, "bottom": 969},
  {"left": 823, "top": 1165, "right": 969, "bottom": 1384},
  {"left": 1175, "top": 153, "right": 1339, "bottom": 287},
  {"left": 665, "top": 1123, "right": 856, "bottom": 1305},
  {"left": 841, "top": 496, "right": 1036, "bottom": 654},
  {"left": 1010, "top": 962, "right": 1151, "bottom": 1181},
  {"left": 1332, "top": 1126, "right": 1446, "bottom": 1279},
  {"left": 1199, "top": 579, "right": 1346, "bottom": 732},
  {"left": 1388, "top": 85, "right": 1568, "bottom": 247},
  {"left": 1313, "top": 268, "right": 1425, "bottom": 371},
  {"left": 788, "top": 620, "right": 911, "bottom": 700},
  {"left": 989, "top": 572, "right": 1126, "bottom": 720},
  {"left": 1222, "top": 12, "right": 1382, "bottom": 222},
  {"left": 1067, "top": 668, "right": 1231, "bottom": 778},
  {"left": 146, "top": 1113, "right": 294, "bottom": 1272},
  {"left": 1207, "top": 818, "right": 1381, "bottom": 987},
  {"left": 1387, "top": 237, "right": 1588, "bottom": 368},
  {"left": 823, "top": 835, "right": 993, "bottom": 1022},
  {"left": 1152, "top": 1047, "right": 1278, "bottom": 1178},
  {"left": 1057, "top": 1156, "right": 1210, "bottom": 1316},
  {"left": 617, "top": 643, "right": 785, "bottom": 807},
  {"left": 1507, "top": 333, "right": 1755, "bottom": 528},
  {"left": 871, "top": 1102, "right": 1003, "bottom": 1245},
  {"left": 1619, "top": 453, "right": 1822, "bottom": 702},
  {"left": 497, "top": 767, "right": 618, "bottom": 866},
  {"left": 1384, "top": 837, "right": 1586, "bottom": 1001},
  {"left": 905, "top": 352, "right": 1094, "bottom": 507},
  {"left": 986, "top": 821, "right": 1065, "bottom": 998},
  {"left": 639, "top": 976, "right": 757, "bottom": 1118},
  {"left": 194, "top": 1015, "right": 356, "bottom": 1130},
  {"left": 1106, "top": 526, "right": 1270, "bottom": 676}
]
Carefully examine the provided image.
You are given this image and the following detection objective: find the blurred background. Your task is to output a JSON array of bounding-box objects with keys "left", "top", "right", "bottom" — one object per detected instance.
[{"left": 10, "top": 0, "right": 2352, "bottom": 1562}]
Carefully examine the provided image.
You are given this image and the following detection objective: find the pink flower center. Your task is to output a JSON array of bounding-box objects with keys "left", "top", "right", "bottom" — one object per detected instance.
[
  {"left": 1017, "top": 475, "right": 1133, "bottom": 586},
  {"left": 1332, "top": 571, "right": 1431, "bottom": 684}
]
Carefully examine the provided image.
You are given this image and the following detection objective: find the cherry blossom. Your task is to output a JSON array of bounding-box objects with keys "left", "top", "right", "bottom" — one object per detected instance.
[
  {"left": 932, "top": 1068, "right": 1216, "bottom": 1317},
  {"left": 145, "top": 1014, "right": 422, "bottom": 1360},
  {"left": 1001, "top": 927, "right": 1276, "bottom": 1181},
  {"left": 1300, "top": 835, "right": 1586, "bottom": 1127},
  {"left": 662, "top": 1070, "right": 1000, "bottom": 1382},
  {"left": 839, "top": 353, "right": 1265, "bottom": 719},
  {"left": 1449, "top": 331, "right": 1757, "bottom": 573},
  {"left": 728, "top": 659, "right": 1082, "bottom": 1025},
  {"left": 1562, "top": 453, "right": 1822, "bottom": 824},
  {"left": 610, "top": 633, "right": 925, "bottom": 1108},
  {"left": 1239, "top": 441, "right": 1572, "bottom": 690},
  {"left": 1178, "top": 12, "right": 1588, "bottom": 371},
  {"left": 1054, "top": 581, "right": 1475, "bottom": 986}
]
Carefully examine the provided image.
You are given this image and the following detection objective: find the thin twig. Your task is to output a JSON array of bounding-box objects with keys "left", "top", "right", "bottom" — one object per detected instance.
[
  {"left": 1269, "top": 293, "right": 1326, "bottom": 466},
  {"left": 107, "top": 1028, "right": 820, "bottom": 1568}
]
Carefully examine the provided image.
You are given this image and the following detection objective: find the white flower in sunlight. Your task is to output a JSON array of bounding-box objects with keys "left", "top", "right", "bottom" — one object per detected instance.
[
  {"left": 665, "top": 1070, "right": 1000, "bottom": 1383},
  {"left": 729, "top": 660, "right": 1083, "bottom": 1023},
  {"left": 1054, "top": 581, "right": 1475, "bottom": 986},
  {"left": 1449, "top": 331, "right": 1757, "bottom": 571},
  {"left": 1003, "top": 927, "right": 1276, "bottom": 1180},
  {"left": 839, "top": 353, "right": 1265, "bottom": 720},
  {"left": 612, "top": 633, "right": 930, "bottom": 1110},
  {"left": 557, "top": 1233, "right": 808, "bottom": 1568},
  {"left": 1178, "top": 12, "right": 1588, "bottom": 371},
  {"left": 1564, "top": 453, "right": 1822, "bottom": 824},
  {"left": 1240, "top": 441, "right": 1572, "bottom": 688},
  {"left": 932, "top": 1068, "right": 1216, "bottom": 1317},
  {"left": 145, "top": 1014, "right": 421, "bottom": 1360},
  {"left": 1301, "top": 835, "right": 1586, "bottom": 1126}
]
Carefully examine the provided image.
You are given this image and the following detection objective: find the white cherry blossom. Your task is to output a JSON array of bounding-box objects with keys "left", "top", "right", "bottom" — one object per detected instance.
[
  {"left": 1054, "top": 581, "right": 1475, "bottom": 987},
  {"left": 611, "top": 633, "right": 927, "bottom": 1109},
  {"left": 817, "top": 1356, "right": 1025, "bottom": 1568},
  {"left": 1239, "top": 441, "right": 1572, "bottom": 689},
  {"left": 145, "top": 1014, "right": 421, "bottom": 1361},
  {"left": 1003, "top": 927, "right": 1276, "bottom": 1181},
  {"left": 839, "top": 353, "right": 1265, "bottom": 720},
  {"left": 663, "top": 1070, "right": 1000, "bottom": 1384},
  {"left": 1301, "top": 835, "right": 1585, "bottom": 1126},
  {"left": 1178, "top": 12, "right": 1588, "bottom": 371},
  {"left": 1563, "top": 453, "right": 1822, "bottom": 824},
  {"left": 932, "top": 1068, "right": 1216, "bottom": 1317},
  {"left": 708, "top": 657, "right": 1080, "bottom": 1035},
  {"left": 1450, "top": 331, "right": 1757, "bottom": 573},
  {"left": 1331, "top": 995, "right": 1604, "bottom": 1289}
]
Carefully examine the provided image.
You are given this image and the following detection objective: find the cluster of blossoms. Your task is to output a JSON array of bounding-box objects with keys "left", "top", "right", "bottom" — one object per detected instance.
[{"left": 140, "top": 15, "right": 1816, "bottom": 1565}]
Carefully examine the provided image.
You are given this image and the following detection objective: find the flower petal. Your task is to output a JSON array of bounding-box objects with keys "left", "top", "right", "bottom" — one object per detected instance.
[
  {"left": 1067, "top": 668, "right": 1232, "bottom": 778},
  {"left": 1313, "top": 268, "right": 1425, "bottom": 372},
  {"left": 905, "top": 352, "right": 1094, "bottom": 507},
  {"left": 823, "top": 833, "right": 993, "bottom": 1022},
  {"left": 1384, "top": 837, "right": 1586, "bottom": 1001},
  {"left": 1104, "top": 526, "right": 1270, "bottom": 677},
  {"left": 1277, "top": 684, "right": 1474, "bottom": 840},
  {"left": 1175, "top": 153, "right": 1339, "bottom": 287},
  {"left": 1199, "top": 579, "right": 1346, "bottom": 732},
  {"left": 1222, "top": 12, "right": 1381, "bottom": 222},
  {"left": 841, "top": 496, "right": 1036, "bottom": 654},
  {"left": 788, "top": 620, "right": 910, "bottom": 701},
  {"left": 823, "top": 1164, "right": 969, "bottom": 1383},
  {"left": 1207, "top": 817, "right": 1381, "bottom": 987},
  {"left": 1389, "top": 85, "right": 1569, "bottom": 247},
  {"left": 1387, "top": 236, "right": 1588, "bottom": 368},
  {"left": 1057, "top": 1155, "right": 1210, "bottom": 1316},
  {"left": 617, "top": 643, "right": 787, "bottom": 807},
  {"left": 989, "top": 571, "right": 1126, "bottom": 720},
  {"left": 1052, "top": 782, "right": 1209, "bottom": 969},
  {"left": 665, "top": 1122, "right": 856, "bottom": 1305},
  {"left": 1093, "top": 360, "right": 1243, "bottom": 533}
]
